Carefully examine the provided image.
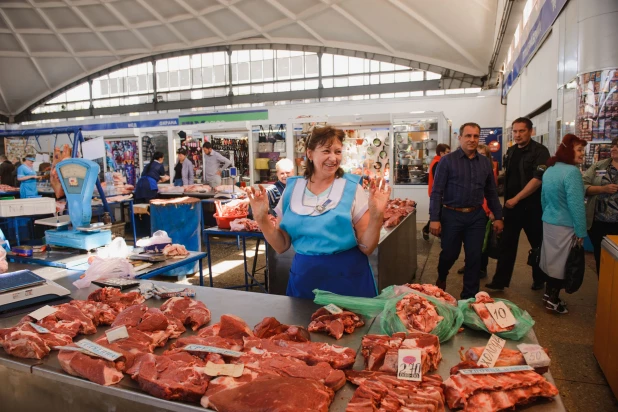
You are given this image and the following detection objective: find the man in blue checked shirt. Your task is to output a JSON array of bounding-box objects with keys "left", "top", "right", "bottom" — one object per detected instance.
[{"left": 429, "top": 122, "right": 504, "bottom": 299}]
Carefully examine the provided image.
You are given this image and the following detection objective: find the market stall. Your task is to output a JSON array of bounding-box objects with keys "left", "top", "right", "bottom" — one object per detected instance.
[{"left": 0, "top": 263, "right": 566, "bottom": 412}]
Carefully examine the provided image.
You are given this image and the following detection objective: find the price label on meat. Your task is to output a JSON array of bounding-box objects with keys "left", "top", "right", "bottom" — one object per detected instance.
[
  {"left": 397, "top": 349, "right": 422, "bottom": 381},
  {"left": 28, "top": 305, "right": 58, "bottom": 321},
  {"left": 477, "top": 334, "right": 506, "bottom": 368},
  {"left": 105, "top": 325, "right": 129, "bottom": 343},
  {"left": 459, "top": 365, "right": 534, "bottom": 375},
  {"left": 517, "top": 343, "right": 551, "bottom": 368},
  {"left": 76, "top": 339, "right": 122, "bottom": 361},
  {"left": 204, "top": 361, "right": 244, "bottom": 378},
  {"left": 29, "top": 322, "right": 50, "bottom": 334},
  {"left": 324, "top": 304, "right": 343, "bottom": 315},
  {"left": 484, "top": 301, "right": 516, "bottom": 328},
  {"left": 182, "top": 344, "right": 243, "bottom": 357}
]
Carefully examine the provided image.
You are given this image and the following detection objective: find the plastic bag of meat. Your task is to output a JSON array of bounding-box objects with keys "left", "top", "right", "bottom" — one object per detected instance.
[
  {"left": 230, "top": 218, "right": 261, "bottom": 232},
  {"left": 379, "top": 285, "right": 463, "bottom": 342},
  {"left": 458, "top": 291, "right": 535, "bottom": 340},
  {"left": 73, "top": 257, "right": 136, "bottom": 289}
]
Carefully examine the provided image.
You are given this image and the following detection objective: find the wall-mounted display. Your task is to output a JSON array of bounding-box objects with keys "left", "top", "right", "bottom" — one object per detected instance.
[
  {"left": 577, "top": 69, "right": 617, "bottom": 141},
  {"left": 105, "top": 139, "right": 140, "bottom": 186}
]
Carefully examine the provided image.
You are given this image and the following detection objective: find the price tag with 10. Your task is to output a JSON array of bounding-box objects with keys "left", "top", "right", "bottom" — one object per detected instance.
[{"left": 485, "top": 301, "right": 517, "bottom": 329}]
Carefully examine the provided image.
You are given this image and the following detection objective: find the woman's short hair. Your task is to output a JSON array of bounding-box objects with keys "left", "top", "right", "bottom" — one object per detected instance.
[
  {"left": 477, "top": 144, "right": 491, "bottom": 158},
  {"left": 276, "top": 158, "right": 294, "bottom": 172},
  {"left": 304, "top": 126, "right": 345, "bottom": 179},
  {"left": 546, "top": 134, "right": 587, "bottom": 167},
  {"left": 436, "top": 144, "right": 450, "bottom": 156}
]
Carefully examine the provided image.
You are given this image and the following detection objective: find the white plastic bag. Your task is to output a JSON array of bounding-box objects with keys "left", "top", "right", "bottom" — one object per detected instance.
[
  {"left": 136, "top": 230, "right": 172, "bottom": 247},
  {"left": 73, "top": 257, "right": 136, "bottom": 289},
  {"left": 0, "top": 248, "right": 7, "bottom": 274},
  {"left": 96, "top": 237, "right": 131, "bottom": 259},
  {"left": 230, "top": 219, "right": 246, "bottom": 232}
]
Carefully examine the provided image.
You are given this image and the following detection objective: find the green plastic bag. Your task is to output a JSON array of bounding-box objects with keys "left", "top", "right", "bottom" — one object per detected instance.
[
  {"left": 313, "top": 286, "right": 463, "bottom": 343},
  {"left": 458, "top": 297, "right": 535, "bottom": 340},
  {"left": 313, "top": 289, "right": 388, "bottom": 318},
  {"left": 379, "top": 287, "right": 463, "bottom": 342}
]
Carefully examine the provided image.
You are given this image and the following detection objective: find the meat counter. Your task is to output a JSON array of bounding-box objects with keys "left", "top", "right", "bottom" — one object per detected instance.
[
  {"left": 268, "top": 212, "right": 418, "bottom": 295},
  {"left": 0, "top": 262, "right": 565, "bottom": 412}
]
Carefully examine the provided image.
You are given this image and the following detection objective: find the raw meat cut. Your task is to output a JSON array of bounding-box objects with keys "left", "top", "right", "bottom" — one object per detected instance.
[
  {"left": 230, "top": 218, "right": 261, "bottom": 232},
  {"left": 361, "top": 332, "right": 441, "bottom": 375},
  {"left": 198, "top": 314, "right": 254, "bottom": 344},
  {"left": 68, "top": 300, "right": 118, "bottom": 326},
  {"left": 444, "top": 369, "right": 559, "bottom": 411},
  {"left": 470, "top": 292, "right": 514, "bottom": 333},
  {"left": 217, "top": 200, "right": 249, "bottom": 217},
  {"left": 383, "top": 199, "right": 416, "bottom": 228},
  {"left": 451, "top": 346, "right": 550, "bottom": 375},
  {"left": 345, "top": 370, "right": 445, "bottom": 412},
  {"left": 253, "top": 317, "right": 310, "bottom": 342},
  {"left": 160, "top": 297, "right": 211, "bottom": 330},
  {"left": 96, "top": 327, "right": 155, "bottom": 353},
  {"left": 0, "top": 184, "right": 18, "bottom": 192},
  {"left": 308, "top": 307, "right": 364, "bottom": 339},
  {"left": 126, "top": 352, "right": 209, "bottom": 403},
  {"left": 88, "top": 287, "right": 145, "bottom": 311},
  {"left": 111, "top": 304, "right": 175, "bottom": 347},
  {"left": 396, "top": 293, "right": 443, "bottom": 333},
  {"left": 403, "top": 284, "right": 458, "bottom": 307},
  {"left": 184, "top": 184, "right": 212, "bottom": 193},
  {"left": 243, "top": 337, "right": 357, "bottom": 369},
  {"left": 58, "top": 349, "right": 124, "bottom": 386},
  {"left": 162, "top": 244, "right": 189, "bottom": 257},
  {"left": 0, "top": 323, "right": 72, "bottom": 359},
  {"left": 203, "top": 375, "right": 334, "bottom": 412},
  {"left": 24, "top": 303, "right": 97, "bottom": 337}
]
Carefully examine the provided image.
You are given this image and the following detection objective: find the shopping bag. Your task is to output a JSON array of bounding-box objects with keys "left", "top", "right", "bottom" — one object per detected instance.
[
  {"left": 527, "top": 246, "right": 541, "bottom": 267},
  {"left": 564, "top": 239, "right": 585, "bottom": 294},
  {"left": 486, "top": 230, "right": 501, "bottom": 259},
  {"left": 482, "top": 219, "right": 491, "bottom": 253}
]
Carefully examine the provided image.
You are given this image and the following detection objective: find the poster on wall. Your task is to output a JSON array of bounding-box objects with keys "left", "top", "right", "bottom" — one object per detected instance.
[
  {"left": 577, "top": 69, "right": 617, "bottom": 141},
  {"left": 480, "top": 127, "right": 503, "bottom": 169},
  {"left": 105, "top": 139, "right": 140, "bottom": 186}
]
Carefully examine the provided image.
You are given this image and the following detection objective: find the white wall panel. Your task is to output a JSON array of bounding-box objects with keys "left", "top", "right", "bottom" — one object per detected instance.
[
  {"left": 505, "top": 78, "right": 522, "bottom": 125},
  {"left": 519, "top": 29, "right": 559, "bottom": 115},
  {"left": 563, "top": 0, "right": 579, "bottom": 83}
]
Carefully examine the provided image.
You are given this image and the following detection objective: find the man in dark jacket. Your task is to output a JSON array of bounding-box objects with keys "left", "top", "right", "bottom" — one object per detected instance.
[
  {"left": 0, "top": 156, "right": 15, "bottom": 186},
  {"left": 486, "top": 117, "right": 549, "bottom": 291}
]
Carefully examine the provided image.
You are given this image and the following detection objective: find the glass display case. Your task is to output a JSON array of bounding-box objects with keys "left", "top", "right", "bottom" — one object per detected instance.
[{"left": 392, "top": 113, "right": 447, "bottom": 185}]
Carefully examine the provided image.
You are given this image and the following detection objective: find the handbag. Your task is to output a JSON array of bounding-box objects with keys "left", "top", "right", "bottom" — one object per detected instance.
[
  {"left": 486, "top": 226, "right": 501, "bottom": 260},
  {"left": 564, "top": 238, "right": 585, "bottom": 294},
  {"left": 527, "top": 246, "right": 541, "bottom": 267},
  {"left": 258, "top": 126, "right": 267, "bottom": 143}
]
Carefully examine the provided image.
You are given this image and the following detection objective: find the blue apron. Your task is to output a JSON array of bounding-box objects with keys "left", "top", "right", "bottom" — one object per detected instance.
[
  {"left": 17, "top": 164, "right": 38, "bottom": 198},
  {"left": 279, "top": 174, "right": 377, "bottom": 299}
]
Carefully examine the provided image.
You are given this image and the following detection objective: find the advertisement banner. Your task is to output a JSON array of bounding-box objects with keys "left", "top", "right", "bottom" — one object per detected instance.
[{"left": 481, "top": 127, "right": 504, "bottom": 169}]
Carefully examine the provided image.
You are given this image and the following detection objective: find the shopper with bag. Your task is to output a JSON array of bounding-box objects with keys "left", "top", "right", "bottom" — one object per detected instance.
[
  {"left": 539, "top": 134, "right": 588, "bottom": 314},
  {"left": 582, "top": 137, "right": 618, "bottom": 275}
]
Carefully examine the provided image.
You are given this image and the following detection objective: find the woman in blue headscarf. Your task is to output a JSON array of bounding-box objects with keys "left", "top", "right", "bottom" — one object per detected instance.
[
  {"left": 17, "top": 155, "right": 42, "bottom": 198},
  {"left": 246, "top": 126, "right": 391, "bottom": 299},
  {"left": 134, "top": 152, "right": 169, "bottom": 203}
]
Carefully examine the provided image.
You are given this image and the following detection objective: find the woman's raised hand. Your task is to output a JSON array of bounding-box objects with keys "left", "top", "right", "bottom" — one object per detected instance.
[
  {"left": 368, "top": 177, "right": 391, "bottom": 218},
  {"left": 244, "top": 185, "right": 270, "bottom": 221}
]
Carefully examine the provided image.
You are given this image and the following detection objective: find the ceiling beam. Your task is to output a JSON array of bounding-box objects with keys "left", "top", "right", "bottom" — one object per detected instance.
[{"left": 18, "top": 79, "right": 440, "bottom": 122}]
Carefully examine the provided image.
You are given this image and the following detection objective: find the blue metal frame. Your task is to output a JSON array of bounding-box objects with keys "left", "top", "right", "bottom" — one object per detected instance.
[
  {"left": 0, "top": 127, "right": 111, "bottom": 216},
  {"left": 203, "top": 227, "right": 269, "bottom": 293}
]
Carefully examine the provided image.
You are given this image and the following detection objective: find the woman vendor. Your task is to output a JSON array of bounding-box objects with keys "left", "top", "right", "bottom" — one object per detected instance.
[
  {"left": 246, "top": 126, "right": 391, "bottom": 299},
  {"left": 134, "top": 151, "right": 169, "bottom": 203},
  {"left": 17, "top": 155, "right": 42, "bottom": 198}
]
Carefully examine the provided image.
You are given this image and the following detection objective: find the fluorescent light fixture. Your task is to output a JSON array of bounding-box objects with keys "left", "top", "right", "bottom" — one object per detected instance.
[{"left": 409, "top": 111, "right": 425, "bottom": 114}]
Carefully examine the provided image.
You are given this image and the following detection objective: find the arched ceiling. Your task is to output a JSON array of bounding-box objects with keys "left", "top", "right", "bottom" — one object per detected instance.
[{"left": 0, "top": 0, "right": 498, "bottom": 117}]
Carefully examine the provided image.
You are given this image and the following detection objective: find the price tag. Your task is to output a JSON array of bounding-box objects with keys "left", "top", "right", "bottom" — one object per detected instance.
[
  {"left": 29, "top": 322, "right": 50, "bottom": 334},
  {"left": 396, "top": 348, "right": 422, "bottom": 381},
  {"left": 105, "top": 326, "right": 129, "bottom": 343},
  {"left": 459, "top": 365, "right": 534, "bottom": 375},
  {"left": 517, "top": 343, "right": 551, "bottom": 368},
  {"left": 485, "top": 302, "right": 517, "bottom": 328},
  {"left": 477, "top": 334, "right": 506, "bottom": 368},
  {"left": 29, "top": 305, "right": 58, "bottom": 321},
  {"left": 76, "top": 340, "right": 122, "bottom": 362},
  {"left": 324, "top": 304, "right": 343, "bottom": 315},
  {"left": 203, "top": 361, "right": 244, "bottom": 378},
  {"left": 53, "top": 346, "right": 98, "bottom": 357},
  {"left": 182, "top": 345, "right": 243, "bottom": 358}
]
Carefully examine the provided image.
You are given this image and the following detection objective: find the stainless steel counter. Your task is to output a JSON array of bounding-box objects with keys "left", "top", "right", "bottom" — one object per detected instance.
[{"left": 0, "top": 262, "right": 565, "bottom": 412}]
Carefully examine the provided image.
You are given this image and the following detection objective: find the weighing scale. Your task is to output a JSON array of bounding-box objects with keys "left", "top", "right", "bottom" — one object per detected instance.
[
  {"left": 0, "top": 270, "right": 70, "bottom": 313},
  {"left": 42, "top": 159, "right": 112, "bottom": 250}
]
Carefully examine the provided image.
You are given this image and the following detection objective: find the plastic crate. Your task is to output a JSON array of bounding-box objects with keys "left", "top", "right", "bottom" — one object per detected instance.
[{"left": 0, "top": 198, "right": 56, "bottom": 217}]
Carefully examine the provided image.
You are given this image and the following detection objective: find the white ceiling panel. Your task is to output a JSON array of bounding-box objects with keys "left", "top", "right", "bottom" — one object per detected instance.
[{"left": 0, "top": 0, "right": 499, "bottom": 116}]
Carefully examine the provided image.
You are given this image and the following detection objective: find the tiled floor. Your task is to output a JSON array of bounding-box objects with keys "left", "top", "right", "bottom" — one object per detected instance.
[{"left": 154, "top": 228, "right": 618, "bottom": 412}]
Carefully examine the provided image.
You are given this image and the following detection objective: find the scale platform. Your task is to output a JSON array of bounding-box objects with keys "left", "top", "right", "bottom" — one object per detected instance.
[
  {"left": 0, "top": 270, "right": 70, "bottom": 313},
  {"left": 45, "top": 228, "right": 111, "bottom": 251}
]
